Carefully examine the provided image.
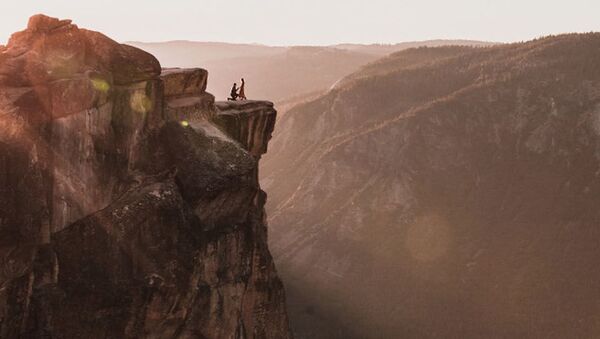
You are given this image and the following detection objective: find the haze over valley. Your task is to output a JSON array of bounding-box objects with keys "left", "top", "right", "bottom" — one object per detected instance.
[
  {"left": 131, "top": 40, "right": 494, "bottom": 102},
  {"left": 1, "top": 2, "right": 600, "bottom": 338}
]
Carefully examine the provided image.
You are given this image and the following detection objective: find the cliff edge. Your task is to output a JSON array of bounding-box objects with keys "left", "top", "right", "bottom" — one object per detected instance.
[{"left": 0, "top": 14, "right": 290, "bottom": 338}]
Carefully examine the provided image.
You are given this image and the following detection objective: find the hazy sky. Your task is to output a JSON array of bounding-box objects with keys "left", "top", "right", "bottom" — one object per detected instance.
[{"left": 1, "top": 0, "right": 598, "bottom": 45}]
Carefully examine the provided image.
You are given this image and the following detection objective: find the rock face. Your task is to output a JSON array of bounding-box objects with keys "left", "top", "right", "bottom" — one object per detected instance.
[
  {"left": 214, "top": 101, "right": 277, "bottom": 158},
  {"left": 162, "top": 68, "right": 215, "bottom": 122},
  {"left": 262, "top": 34, "right": 600, "bottom": 338},
  {"left": 0, "top": 14, "right": 290, "bottom": 338}
]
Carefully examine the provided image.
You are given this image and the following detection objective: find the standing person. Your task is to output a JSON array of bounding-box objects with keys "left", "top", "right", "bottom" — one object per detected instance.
[
  {"left": 238, "top": 78, "right": 247, "bottom": 100},
  {"left": 228, "top": 83, "right": 238, "bottom": 101}
]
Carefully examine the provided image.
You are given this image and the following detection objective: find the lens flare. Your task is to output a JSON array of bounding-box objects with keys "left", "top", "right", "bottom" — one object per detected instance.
[
  {"left": 91, "top": 78, "right": 110, "bottom": 93},
  {"left": 129, "top": 92, "right": 153, "bottom": 114},
  {"left": 44, "top": 50, "right": 79, "bottom": 79}
]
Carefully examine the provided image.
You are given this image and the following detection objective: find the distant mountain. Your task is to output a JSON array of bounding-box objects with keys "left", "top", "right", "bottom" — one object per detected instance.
[
  {"left": 129, "top": 40, "right": 493, "bottom": 102},
  {"left": 127, "top": 41, "right": 286, "bottom": 66},
  {"left": 261, "top": 34, "right": 600, "bottom": 338},
  {"left": 332, "top": 39, "right": 495, "bottom": 56}
]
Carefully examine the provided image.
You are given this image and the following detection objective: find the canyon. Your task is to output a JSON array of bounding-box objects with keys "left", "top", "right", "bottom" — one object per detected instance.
[
  {"left": 262, "top": 35, "right": 600, "bottom": 338},
  {"left": 1, "top": 11, "right": 599, "bottom": 339}
]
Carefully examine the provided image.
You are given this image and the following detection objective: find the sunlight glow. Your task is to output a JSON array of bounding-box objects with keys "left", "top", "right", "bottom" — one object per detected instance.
[
  {"left": 129, "top": 92, "right": 152, "bottom": 114},
  {"left": 91, "top": 78, "right": 110, "bottom": 93}
]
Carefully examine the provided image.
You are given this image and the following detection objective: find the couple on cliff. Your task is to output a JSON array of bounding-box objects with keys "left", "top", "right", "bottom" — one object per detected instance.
[{"left": 228, "top": 78, "right": 247, "bottom": 101}]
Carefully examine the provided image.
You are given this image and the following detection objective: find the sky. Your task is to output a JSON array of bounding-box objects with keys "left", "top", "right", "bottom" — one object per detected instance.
[{"left": 0, "top": 0, "right": 599, "bottom": 46}]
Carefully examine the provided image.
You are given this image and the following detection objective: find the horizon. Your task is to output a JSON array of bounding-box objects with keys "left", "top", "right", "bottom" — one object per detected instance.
[
  {"left": 1, "top": 0, "right": 599, "bottom": 46},
  {"left": 126, "top": 38, "right": 499, "bottom": 48}
]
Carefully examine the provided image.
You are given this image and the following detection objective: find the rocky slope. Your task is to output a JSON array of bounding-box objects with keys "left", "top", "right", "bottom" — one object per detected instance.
[
  {"left": 0, "top": 14, "right": 290, "bottom": 338},
  {"left": 262, "top": 34, "right": 600, "bottom": 338}
]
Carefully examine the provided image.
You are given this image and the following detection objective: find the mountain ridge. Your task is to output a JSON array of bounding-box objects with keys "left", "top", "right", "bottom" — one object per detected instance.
[{"left": 262, "top": 32, "right": 600, "bottom": 338}]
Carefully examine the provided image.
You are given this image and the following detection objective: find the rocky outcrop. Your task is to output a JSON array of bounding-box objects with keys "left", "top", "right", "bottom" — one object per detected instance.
[
  {"left": 214, "top": 101, "right": 277, "bottom": 158},
  {"left": 162, "top": 68, "right": 208, "bottom": 97},
  {"left": 161, "top": 68, "right": 215, "bottom": 122},
  {"left": 0, "top": 14, "right": 290, "bottom": 338}
]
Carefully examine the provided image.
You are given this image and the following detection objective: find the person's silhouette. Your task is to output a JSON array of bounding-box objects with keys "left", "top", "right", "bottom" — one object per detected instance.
[
  {"left": 238, "top": 78, "right": 247, "bottom": 100},
  {"left": 228, "top": 83, "right": 238, "bottom": 101}
]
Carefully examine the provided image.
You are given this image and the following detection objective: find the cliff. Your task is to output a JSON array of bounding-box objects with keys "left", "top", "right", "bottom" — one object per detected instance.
[
  {"left": 0, "top": 14, "right": 290, "bottom": 338},
  {"left": 214, "top": 101, "right": 277, "bottom": 158},
  {"left": 262, "top": 35, "right": 600, "bottom": 338}
]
